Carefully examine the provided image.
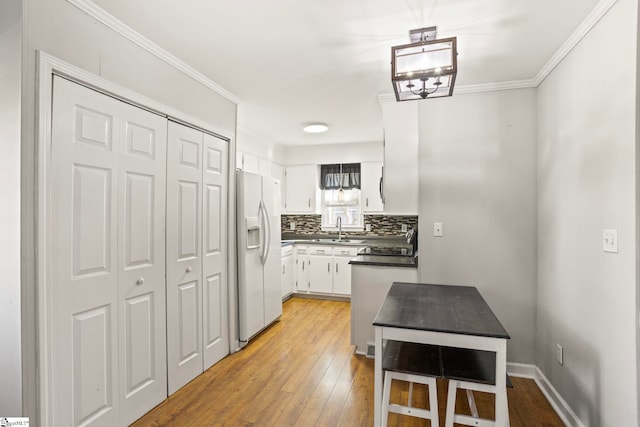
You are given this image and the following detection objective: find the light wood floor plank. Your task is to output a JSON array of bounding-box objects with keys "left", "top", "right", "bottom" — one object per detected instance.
[{"left": 132, "top": 297, "right": 564, "bottom": 427}]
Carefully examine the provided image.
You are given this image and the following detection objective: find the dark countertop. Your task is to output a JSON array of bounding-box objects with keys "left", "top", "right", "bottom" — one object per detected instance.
[
  {"left": 349, "top": 255, "right": 418, "bottom": 268},
  {"left": 373, "top": 282, "right": 510, "bottom": 339},
  {"left": 281, "top": 233, "right": 410, "bottom": 247}
]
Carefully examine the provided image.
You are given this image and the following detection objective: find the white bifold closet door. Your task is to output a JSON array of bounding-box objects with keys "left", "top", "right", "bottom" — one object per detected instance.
[
  {"left": 166, "top": 120, "right": 229, "bottom": 395},
  {"left": 50, "top": 76, "right": 167, "bottom": 427}
]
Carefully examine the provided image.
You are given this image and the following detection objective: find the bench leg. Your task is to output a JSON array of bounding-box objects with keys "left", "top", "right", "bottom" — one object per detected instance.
[
  {"left": 445, "top": 379, "right": 458, "bottom": 427},
  {"left": 381, "top": 372, "right": 392, "bottom": 427},
  {"left": 428, "top": 377, "right": 439, "bottom": 427}
]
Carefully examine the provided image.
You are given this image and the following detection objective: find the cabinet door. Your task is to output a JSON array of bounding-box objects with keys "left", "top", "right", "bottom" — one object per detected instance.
[
  {"left": 295, "top": 250, "right": 308, "bottom": 292},
  {"left": 308, "top": 254, "right": 333, "bottom": 293},
  {"left": 361, "top": 161, "right": 384, "bottom": 213},
  {"left": 332, "top": 257, "right": 353, "bottom": 295},
  {"left": 281, "top": 255, "right": 294, "bottom": 297},
  {"left": 284, "top": 165, "right": 317, "bottom": 213},
  {"left": 381, "top": 101, "right": 419, "bottom": 214}
]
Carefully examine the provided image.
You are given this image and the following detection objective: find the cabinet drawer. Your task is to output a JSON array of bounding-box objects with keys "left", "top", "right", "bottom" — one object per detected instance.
[
  {"left": 281, "top": 245, "right": 293, "bottom": 257},
  {"left": 295, "top": 245, "right": 308, "bottom": 255},
  {"left": 333, "top": 247, "right": 361, "bottom": 257},
  {"left": 308, "top": 245, "right": 332, "bottom": 256}
]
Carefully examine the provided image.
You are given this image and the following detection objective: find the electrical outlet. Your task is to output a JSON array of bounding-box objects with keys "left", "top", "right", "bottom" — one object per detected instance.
[
  {"left": 556, "top": 344, "right": 563, "bottom": 365},
  {"left": 289, "top": 222, "right": 296, "bottom": 230},
  {"left": 433, "top": 222, "right": 443, "bottom": 237},
  {"left": 401, "top": 224, "right": 408, "bottom": 232},
  {"left": 603, "top": 229, "right": 618, "bottom": 253},
  {"left": 365, "top": 224, "right": 371, "bottom": 232}
]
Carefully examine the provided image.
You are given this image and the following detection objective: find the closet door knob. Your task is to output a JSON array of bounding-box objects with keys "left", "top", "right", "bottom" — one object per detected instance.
[
  {"left": 136, "top": 278, "right": 144, "bottom": 286},
  {"left": 186, "top": 266, "right": 192, "bottom": 273}
]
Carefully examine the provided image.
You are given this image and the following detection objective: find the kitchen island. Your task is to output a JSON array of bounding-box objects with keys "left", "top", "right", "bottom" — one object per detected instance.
[{"left": 349, "top": 255, "right": 418, "bottom": 355}]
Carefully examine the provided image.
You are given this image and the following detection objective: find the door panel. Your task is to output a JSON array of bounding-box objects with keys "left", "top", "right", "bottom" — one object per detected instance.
[
  {"left": 167, "top": 122, "right": 204, "bottom": 395},
  {"left": 177, "top": 180, "right": 200, "bottom": 259},
  {"left": 117, "top": 102, "right": 168, "bottom": 425},
  {"left": 178, "top": 281, "right": 200, "bottom": 362},
  {"left": 72, "top": 165, "right": 113, "bottom": 277},
  {"left": 51, "top": 76, "right": 120, "bottom": 427},
  {"left": 72, "top": 305, "right": 113, "bottom": 426},
  {"left": 123, "top": 293, "right": 154, "bottom": 395},
  {"left": 202, "top": 134, "right": 228, "bottom": 368}
]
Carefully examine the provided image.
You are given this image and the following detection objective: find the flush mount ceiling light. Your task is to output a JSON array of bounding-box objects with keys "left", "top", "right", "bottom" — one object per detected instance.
[
  {"left": 303, "top": 123, "right": 329, "bottom": 133},
  {"left": 391, "top": 26, "right": 457, "bottom": 102}
]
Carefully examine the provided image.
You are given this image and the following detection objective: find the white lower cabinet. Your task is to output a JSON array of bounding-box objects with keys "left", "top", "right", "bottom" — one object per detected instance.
[
  {"left": 281, "top": 245, "right": 294, "bottom": 298},
  {"left": 332, "top": 255, "right": 353, "bottom": 295},
  {"left": 308, "top": 246, "right": 333, "bottom": 293},
  {"left": 296, "top": 245, "right": 361, "bottom": 296},
  {"left": 295, "top": 245, "right": 309, "bottom": 292}
]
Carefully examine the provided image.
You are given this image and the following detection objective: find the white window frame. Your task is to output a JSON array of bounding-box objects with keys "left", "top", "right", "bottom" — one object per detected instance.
[{"left": 320, "top": 188, "right": 364, "bottom": 232}]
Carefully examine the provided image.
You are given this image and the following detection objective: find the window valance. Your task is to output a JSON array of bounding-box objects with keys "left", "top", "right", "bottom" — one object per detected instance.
[{"left": 319, "top": 163, "right": 361, "bottom": 190}]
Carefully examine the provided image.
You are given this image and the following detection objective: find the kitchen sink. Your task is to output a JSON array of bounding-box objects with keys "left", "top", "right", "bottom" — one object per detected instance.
[{"left": 310, "top": 238, "right": 364, "bottom": 244}]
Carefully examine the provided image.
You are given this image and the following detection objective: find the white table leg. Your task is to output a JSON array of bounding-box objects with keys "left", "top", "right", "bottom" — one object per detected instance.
[
  {"left": 494, "top": 339, "right": 508, "bottom": 427},
  {"left": 374, "top": 326, "right": 383, "bottom": 427}
]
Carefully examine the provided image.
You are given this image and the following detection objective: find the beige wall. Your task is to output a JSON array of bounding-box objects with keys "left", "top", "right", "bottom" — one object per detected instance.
[
  {"left": 536, "top": 0, "right": 638, "bottom": 424},
  {"left": 21, "top": 0, "right": 238, "bottom": 422},
  {"left": 417, "top": 88, "right": 538, "bottom": 364}
]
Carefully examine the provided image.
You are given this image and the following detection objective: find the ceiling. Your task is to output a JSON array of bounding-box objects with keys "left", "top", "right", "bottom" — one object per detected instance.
[{"left": 92, "top": 0, "right": 602, "bottom": 147}]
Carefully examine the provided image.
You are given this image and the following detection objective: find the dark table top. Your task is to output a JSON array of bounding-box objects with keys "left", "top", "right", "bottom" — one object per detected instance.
[{"left": 373, "top": 282, "right": 510, "bottom": 339}]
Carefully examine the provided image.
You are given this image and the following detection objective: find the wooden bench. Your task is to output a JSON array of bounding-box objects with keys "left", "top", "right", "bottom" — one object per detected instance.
[{"left": 381, "top": 341, "right": 513, "bottom": 426}]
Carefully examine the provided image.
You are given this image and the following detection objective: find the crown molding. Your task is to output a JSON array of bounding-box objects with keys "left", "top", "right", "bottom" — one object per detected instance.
[
  {"left": 66, "top": 0, "right": 240, "bottom": 104},
  {"left": 378, "top": 78, "right": 537, "bottom": 104},
  {"left": 533, "top": 0, "right": 619, "bottom": 85}
]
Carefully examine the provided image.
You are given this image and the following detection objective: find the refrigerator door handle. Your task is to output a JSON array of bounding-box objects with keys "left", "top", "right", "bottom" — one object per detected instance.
[
  {"left": 258, "top": 201, "right": 267, "bottom": 264},
  {"left": 262, "top": 199, "right": 272, "bottom": 263}
]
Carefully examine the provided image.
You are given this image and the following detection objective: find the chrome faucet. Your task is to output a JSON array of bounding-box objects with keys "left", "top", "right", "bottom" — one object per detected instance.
[{"left": 337, "top": 216, "right": 342, "bottom": 241}]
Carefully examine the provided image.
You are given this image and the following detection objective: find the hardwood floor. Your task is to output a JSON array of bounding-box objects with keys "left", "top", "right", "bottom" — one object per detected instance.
[{"left": 132, "top": 297, "right": 564, "bottom": 426}]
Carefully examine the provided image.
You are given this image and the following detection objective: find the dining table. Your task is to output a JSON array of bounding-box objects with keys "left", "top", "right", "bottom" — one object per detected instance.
[{"left": 372, "top": 282, "right": 511, "bottom": 426}]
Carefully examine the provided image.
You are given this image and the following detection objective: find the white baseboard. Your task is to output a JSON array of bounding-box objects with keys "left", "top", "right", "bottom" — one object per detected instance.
[
  {"left": 533, "top": 367, "right": 585, "bottom": 427},
  {"left": 507, "top": 362, "right": 537, "bottom": 379},
  {"left": 506, "top": 362, "right": 583, "bottom": 427}
]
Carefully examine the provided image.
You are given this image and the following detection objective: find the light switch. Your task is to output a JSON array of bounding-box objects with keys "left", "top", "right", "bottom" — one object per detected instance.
[
  {"left": 603, "top": 229, "right": 617, "bottom": 253},
  {"left": 290, "top": 222, "right": 296, "bottom": 230},
  {"left": 434, "top": 222, "right": 443, "bottom": 237},
  {"left": 401, "top": 224, "right": 408, "bottom": 232},
  {"left": 365, "top": 224, "right": 371, "bottom": 232}
]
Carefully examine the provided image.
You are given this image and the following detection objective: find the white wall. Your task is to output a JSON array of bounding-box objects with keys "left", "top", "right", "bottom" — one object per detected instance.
[
  {"left": 536, "top": 0, "right": 638, "bottom": 424},
  {"left": 418, "top": 88, "right": 538, "bottom": 364},
  {"left": 21, "top": 0, "right": 238, "bottom": 422},
  {"left": 0, "top": 0, "right": 22, "bottom": 416},
  {"left": 283, "top": 141, "right": 382, "bottom": 165}
]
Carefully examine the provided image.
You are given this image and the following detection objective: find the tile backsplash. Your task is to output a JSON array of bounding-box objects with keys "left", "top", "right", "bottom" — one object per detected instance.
[{"left": 281, "top": 214, "right": 418, "bottom": 237}]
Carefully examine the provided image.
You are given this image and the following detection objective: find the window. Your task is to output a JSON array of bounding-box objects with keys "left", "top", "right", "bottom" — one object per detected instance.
[{"left": 319, "top": 163, "right": 363, "bottom": 230}]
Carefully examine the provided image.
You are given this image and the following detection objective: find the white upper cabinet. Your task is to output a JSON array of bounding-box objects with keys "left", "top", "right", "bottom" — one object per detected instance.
[
  {"left": 241, "top": 152, "right": 260, "bottom": 174},
  {"left": 360, "top": 161, "right": 384, "bottom": 213},
  {"left": 381, "top": 101, "right": 419, "bottom": 215},
  {"left": 284, "top": 164, "right": 318, "bottom": 213}
]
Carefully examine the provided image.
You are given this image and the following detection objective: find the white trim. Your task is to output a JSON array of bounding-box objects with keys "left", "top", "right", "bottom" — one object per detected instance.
[
  {"left": 65, "top": 0, "right": 240, "bottom": 105},
  {"left": 506, "top": 362, "right": 537, "bottom": 379},
  {"left": 379, "top": 0, "right": 619, "bottom": 101},
  {"left": 36, "top": 51, "right": 237, "bottom": 426},
  {"left": 533, "top": 0, "right": 619, "bottom": 86},
  {"left": 534, "top": 367, "right": 585, "bottom": 427}
]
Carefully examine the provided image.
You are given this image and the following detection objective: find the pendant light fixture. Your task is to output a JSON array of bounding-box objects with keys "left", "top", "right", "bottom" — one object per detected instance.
[{"left": 391, "top": 26, "right": 457, "bottom": 101}]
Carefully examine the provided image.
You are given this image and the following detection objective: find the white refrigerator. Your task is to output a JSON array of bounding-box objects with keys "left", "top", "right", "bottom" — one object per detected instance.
[{"left": 237, "top": 170, "right": 282, "bottom": 344}]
